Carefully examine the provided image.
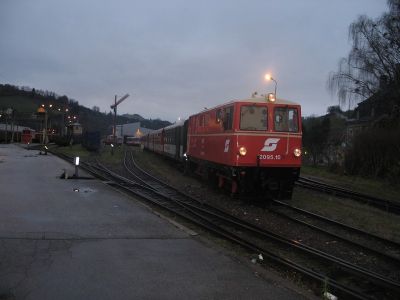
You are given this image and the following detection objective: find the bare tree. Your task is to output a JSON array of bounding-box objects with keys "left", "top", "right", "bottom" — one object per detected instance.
[{"left": 328, "top": 0, "right": 400, "bottom": 108}]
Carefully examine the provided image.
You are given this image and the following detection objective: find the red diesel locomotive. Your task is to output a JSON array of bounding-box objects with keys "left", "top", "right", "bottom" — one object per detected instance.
[{"left": 142, "top": 96, "right": 302, "bottom": 199}]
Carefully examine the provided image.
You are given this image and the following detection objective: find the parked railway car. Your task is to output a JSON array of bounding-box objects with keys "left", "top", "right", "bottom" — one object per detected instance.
[
  {"left": 124, "top": 136, "right": 141, "bottom": 146},
  {"left": 104, "top": 135, "right": 123, "bottom": 145},
  {"left": 143, "top": 96, "right": 302, "bottom": 199}
]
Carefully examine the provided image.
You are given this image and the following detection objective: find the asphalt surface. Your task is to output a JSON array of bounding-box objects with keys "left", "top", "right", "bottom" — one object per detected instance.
[{"left": 0, "top": 144, "right": 308, "bottom": 300}]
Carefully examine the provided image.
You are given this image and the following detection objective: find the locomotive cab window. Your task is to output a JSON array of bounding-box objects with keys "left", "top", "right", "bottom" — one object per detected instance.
[
  {"left": 240, "top": 105, "right": 267, "bottom": 131},
  {"left": 223, "top": 106, "right": 233, "bottom": 131},
  {"left": 274, "top": 107, "right": 299, "bottom": 132}
]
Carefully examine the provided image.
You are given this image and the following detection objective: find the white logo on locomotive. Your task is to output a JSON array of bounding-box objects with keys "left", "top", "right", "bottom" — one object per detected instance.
[
  {"left": 261, "top": 138, "right": 280, "bottom": 152},
  {"left": 224, "top": 139, "right": 230, "bottom": 152}
]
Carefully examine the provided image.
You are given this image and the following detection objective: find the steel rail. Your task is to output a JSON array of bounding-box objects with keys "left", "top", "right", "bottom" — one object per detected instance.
[
  {"left": 269, "top": 203, "right": 400, "bottom": 266},
  {"left": 118, "top": 157, "right": 372, "bottom": 299},
  {"left": 297, "top": 177, "right": 400, "bottom": 214},
  {"left": 272, "top": 199, "right": 400, "bottom": 250},
  {"left": 122, "top": 151, "right": 400, "bottom": 298},
  {"left": 125, "top": 151, "right": 400, "bottom": 261}
]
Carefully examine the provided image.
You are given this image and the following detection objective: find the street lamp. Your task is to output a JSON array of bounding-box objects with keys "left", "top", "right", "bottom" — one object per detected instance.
[
  {"left": 36, "top": 106, "right": 48, "bottom": 144},
  {"left": 264, "top": 73, "right": 277, "bottom": 98}
]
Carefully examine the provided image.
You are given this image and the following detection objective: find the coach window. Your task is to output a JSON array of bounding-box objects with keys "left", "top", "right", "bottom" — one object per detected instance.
[
  {"left": 240, "top": 105, "right": 267, "bottom": 130},
  {"left": 274, "top": 107, "right": 299, "bottom": 132},
  {"left": 223, "top": 106, "right": 233, "bottom": 131},
  {"left": 216, "top": 109, "right": 222, "bottom": 123}
]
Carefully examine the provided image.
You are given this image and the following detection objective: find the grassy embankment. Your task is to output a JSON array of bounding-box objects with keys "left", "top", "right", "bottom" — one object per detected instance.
[
  {"left": 301, "top": 165, "right": 400, "bottom": 202},
  {"left": 54, "top": 143, "right": 126, "bottom": 164}
]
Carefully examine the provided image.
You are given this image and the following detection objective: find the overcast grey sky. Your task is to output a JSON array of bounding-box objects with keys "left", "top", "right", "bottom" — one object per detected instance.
[{"left": 0, "top": 0, "right": 388, "bottom": 122}]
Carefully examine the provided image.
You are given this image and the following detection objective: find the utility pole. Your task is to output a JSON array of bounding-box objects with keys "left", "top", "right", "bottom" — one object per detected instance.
[
  {"left": 4, "top": 116, "right": 7, "bottom": 143},
  {"left": 110, "top": 94, "right": 129, "bottom": 154},
  {"left": 10, "top": 109, "right": 16, "bottom": 143},
  {"left": 5, "top": 108, "right": 13, "bottom": 143}
]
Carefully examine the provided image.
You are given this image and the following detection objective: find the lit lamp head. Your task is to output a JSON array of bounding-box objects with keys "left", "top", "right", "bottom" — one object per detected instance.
[
  {"left": 264, "top": 74, "right": 273, "bottom": 81},
  {"left": 37, "top": 107, "right": 46, "bottom": 114},
  {"left": 264, "top": 73, "right": 277, "bottom": 101}
]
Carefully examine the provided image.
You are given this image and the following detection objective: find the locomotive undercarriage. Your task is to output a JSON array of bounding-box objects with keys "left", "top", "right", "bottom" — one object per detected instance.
[
  {"left": 238, "top": 167, "right": 300, "bottom": 200},
  {"left": 185, "top": 157, "right": 300, "bottom": 200}
]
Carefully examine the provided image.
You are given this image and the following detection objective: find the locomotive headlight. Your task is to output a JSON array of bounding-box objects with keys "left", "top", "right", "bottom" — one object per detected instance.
[
  {"left": 293, "top": 148, "right": 302, "bottom": 157},
  {"left": 267, "top": 93, "right": 276, "bottom": 102},
  {"left": 239, "top": 146, "right": 247, "bottom": 156}
]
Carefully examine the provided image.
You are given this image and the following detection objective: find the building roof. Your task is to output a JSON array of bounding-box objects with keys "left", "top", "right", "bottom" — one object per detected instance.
[{"left": 0, "top": 123, "right": 35, "bottom": 133}]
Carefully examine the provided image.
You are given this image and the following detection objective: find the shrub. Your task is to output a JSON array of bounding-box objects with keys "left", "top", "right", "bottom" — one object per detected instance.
[{"left": 345, "top": 128, "right": 400, "bottom": 182}]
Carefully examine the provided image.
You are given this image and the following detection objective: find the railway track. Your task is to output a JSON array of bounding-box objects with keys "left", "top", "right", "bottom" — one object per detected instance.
[
  {"left": 269, "top": 199, "right": 400, "bottom": 276},
  {"left": 272, "top": 200, "right": 400, "bottom": 251},
  {"left": 297, "top": 176, "right": 400, "bottom": 214},
  {"left": 53, "top": 150, "right": 400, "bottom": 299},
  {"left": 120, "top": 151, "right": 400, "bottom": 299}
]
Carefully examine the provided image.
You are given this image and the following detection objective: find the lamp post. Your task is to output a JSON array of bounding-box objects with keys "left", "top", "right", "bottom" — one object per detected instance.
[
  {"left": 264, "top": 74, "right": 277, "bottom": 98},
  {"left": 37, "top": 105, "right": 47, "bottom": 145}
]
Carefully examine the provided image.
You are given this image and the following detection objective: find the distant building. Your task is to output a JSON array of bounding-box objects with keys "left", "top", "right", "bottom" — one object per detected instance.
[
  {"left": 345, "top": 119, "right": 370, "bottom": 146},
  {"left": 114, "top": 122, "right": 154, "bottom": 138},
  {"left": 67, "top": 122, "right": 83, "bottom": 135},
  {"left": 345, "top": 80, "right": 400, "bottom": 145},
  {"left": 0, "top": 123, "right": 35, "bottom": 143}
]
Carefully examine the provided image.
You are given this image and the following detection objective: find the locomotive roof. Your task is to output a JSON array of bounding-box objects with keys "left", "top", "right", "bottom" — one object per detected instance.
[
  {"left": 150, "top": 97, "right": 301, "bottom": 133},
  {"left": 192, "top": 97, "right": 300, "bottom": 116},
  {"left": 163, "top": 120, "right": 185, "bottom": 130},
  {"left": 236, "top": 97, "right": 299, "bottom": 105}
]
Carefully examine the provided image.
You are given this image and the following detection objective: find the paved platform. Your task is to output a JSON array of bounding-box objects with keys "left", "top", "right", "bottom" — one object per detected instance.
[{"left": 0, "top": 144, "right": 308, "bottom": 299}]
